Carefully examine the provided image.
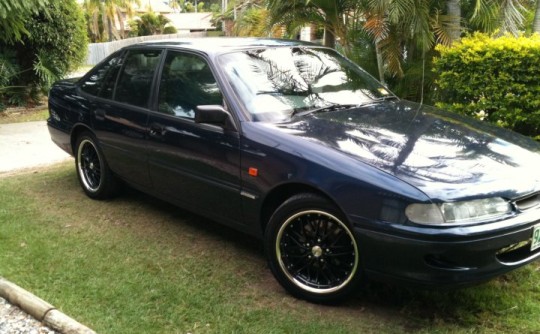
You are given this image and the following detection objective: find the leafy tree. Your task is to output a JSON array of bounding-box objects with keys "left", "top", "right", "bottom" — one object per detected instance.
[
  {"left": 0, "top": 0, "right": 87, "bottom": 107},
  {"left": 0, "top": 0, "right": 49, "bottom": 44}
]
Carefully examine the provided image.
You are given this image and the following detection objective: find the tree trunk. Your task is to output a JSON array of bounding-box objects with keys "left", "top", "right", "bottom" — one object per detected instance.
[
  {"left": 534, "top": 0, "right": 540, "bottom": 33},
  {"left": 446, "top": 0, "right": 461, "bottom": 43},
  {"left": 375, "top": 41, "right": 385, "bottom": 84},
  {"left": 108, "top": 19, "right": 113, "bottom": 42}
]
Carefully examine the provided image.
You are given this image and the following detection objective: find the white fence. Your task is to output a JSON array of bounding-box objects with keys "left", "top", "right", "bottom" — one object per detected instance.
[{"left": 86, "top": 31, "right": 207, "bottom": 65}]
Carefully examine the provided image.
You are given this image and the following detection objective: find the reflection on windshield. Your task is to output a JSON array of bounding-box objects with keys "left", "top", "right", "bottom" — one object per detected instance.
[{"left": 219, "top": 47, "right": 391, "bottom": 122}]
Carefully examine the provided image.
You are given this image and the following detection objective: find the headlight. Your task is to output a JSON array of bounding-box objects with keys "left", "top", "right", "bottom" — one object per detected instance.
[{"left": 405, "top": 198, "right": 512, "bottom": 226}]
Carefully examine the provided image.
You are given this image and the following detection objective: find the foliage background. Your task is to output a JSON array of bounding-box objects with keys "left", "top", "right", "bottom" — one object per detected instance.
[
  {"left": 129, "top": 12, "right": 178, "bottom": 37},
  {"left": 0, "top": 0, "right": 87, "bottom": 108},
  {"left": 434, "top": 33, "right": 540, "bottom": 139}
]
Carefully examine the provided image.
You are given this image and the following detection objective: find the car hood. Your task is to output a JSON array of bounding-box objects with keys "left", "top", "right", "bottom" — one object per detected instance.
[{"left": 275, "top": 100, "right": 540, "bottom": 201}]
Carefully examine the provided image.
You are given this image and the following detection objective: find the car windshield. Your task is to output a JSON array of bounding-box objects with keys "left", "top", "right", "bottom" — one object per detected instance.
[{"left": 219, "top": 46, "right": 393, "bottom": 122}]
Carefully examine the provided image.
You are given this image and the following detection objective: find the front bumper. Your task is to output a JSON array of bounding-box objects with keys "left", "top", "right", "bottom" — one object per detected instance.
[{"left": 352, "top": 207, "right": 540, "bottom": 287}]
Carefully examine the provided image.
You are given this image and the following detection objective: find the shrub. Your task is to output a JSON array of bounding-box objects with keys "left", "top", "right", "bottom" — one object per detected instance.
[
  {"left": 0, "top": 0, "right": 87, "bottom": 107},
  {"left": 433, "top": 33, "right": 540, "bottom": 139}
]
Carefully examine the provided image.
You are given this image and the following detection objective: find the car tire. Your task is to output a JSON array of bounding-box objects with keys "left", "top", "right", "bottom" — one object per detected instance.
[
  {"left": 75, "top": 132, "right": 118, "bottom": 199},
  {"left": 264, "top": 193, "right": 362, "bottom": 303}
]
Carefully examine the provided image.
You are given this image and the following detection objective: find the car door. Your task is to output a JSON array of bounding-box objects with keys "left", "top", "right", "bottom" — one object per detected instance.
[
  {"left": 88, "top": 49, "right": 163, "bottom": 188},
  {"left": 146, "top": 50, "right": 243, "bottom": 226}
]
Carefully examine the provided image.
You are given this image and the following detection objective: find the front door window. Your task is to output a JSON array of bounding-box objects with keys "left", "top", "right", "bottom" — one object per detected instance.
[{"left": 158, "top": 52, "right": 223, "bottom": 119}]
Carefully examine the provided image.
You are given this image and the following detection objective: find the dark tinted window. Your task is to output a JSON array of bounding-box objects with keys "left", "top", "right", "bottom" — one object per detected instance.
[
  {"left": 158, "top": 52, "right": 222, "bottom": 119},
  {"left": 99, "top": 60, "right": 123, "bottom": 100},
  {"left": 114, "top": 50, "right": 162, "bottom": 108},
  {"left": 80, "top": 51, "right": 124, "bottom": 96}
]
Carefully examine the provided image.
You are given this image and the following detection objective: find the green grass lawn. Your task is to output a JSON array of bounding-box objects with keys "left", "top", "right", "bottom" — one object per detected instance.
[{"left": 1, "top": 163, "right": 539, "bottom": 333}]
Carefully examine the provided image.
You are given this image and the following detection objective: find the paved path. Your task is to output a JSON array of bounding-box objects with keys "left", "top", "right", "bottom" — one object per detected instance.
[{"left": 0, "top": 121, "right": 71, "bottom": 174}]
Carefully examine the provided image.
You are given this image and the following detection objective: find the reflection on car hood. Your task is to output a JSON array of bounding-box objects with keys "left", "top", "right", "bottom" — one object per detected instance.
[{"left": 277, "top": 100, "right": 540, "bottom": 201}]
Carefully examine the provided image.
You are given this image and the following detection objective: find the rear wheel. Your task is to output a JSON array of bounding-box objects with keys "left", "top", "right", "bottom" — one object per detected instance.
[
  {"left": 75, "top": 132, "right": 118, "bottom": 199},
  {"left": 265, "top": 193, "right": 361, "bottom": 303}
]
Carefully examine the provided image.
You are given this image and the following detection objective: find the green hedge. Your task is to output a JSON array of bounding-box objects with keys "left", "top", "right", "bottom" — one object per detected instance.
[{"left": 433, "top": 33, "right": 540, "bottom": 139}]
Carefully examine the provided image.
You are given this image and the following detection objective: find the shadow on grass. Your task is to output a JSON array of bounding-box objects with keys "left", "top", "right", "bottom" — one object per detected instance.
[
  {"left": 119, "top": 184, "right": 265, "bottom": 255},
  {"left": 117, "top": 182, "right": 539, "bottom": 332}
]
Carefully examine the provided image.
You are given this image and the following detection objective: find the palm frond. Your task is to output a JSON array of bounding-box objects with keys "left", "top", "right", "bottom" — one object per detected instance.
[
  {"left": 379, "top": 32, "right": 404, "bottom": 78},
  {"left": 498, "top": 0, "right": 526, "bottom": 35},
  {"left": 431, "top": 11, "right": 460, "bottom": 46},
  {"left": 33, "top": 53, "right": 61, "bottom": 88},
  {"left": 363, "top": 13, "right": 389, "bottom": 42},
  {"left": 470, "top": 0, "right": 500, "bottom": 33}
]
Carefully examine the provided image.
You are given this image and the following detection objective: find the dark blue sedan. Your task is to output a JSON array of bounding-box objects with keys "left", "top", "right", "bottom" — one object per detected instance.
[{"left": 48, "top": 38, "right": 540, "bottom": 303}]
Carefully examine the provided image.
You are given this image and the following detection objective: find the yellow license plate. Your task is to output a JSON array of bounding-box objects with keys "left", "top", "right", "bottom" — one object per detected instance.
[{"left": 532, "top": 224, "right": 540, "bottom": 252}]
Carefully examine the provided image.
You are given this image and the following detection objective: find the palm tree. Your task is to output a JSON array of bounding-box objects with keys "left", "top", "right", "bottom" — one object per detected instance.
[
  {"left": 83, "top": 0, "right": 139, "bottom": 42},
  {"left": 132, "top": 11, "right": 175, "bottom": 36},
  {"left": 234, "top": 6, "right": 270, "bottom": 36},
  {"left": 363, "top": 0, "right": 437, "bottom": 82},
  {"left": 262, "top": 0, "right": 533, "bottom": 101},
  {"left": 266, "top": 0, "right": 359, "bottom": 49},
  {"left": 446, "top": 0, "right": 461, "bottom": 43}
]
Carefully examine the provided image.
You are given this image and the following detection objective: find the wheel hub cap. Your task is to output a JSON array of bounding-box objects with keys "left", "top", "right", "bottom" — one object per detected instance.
[{"left": 311, "top": 245, "right": 323, "bottom": 258}]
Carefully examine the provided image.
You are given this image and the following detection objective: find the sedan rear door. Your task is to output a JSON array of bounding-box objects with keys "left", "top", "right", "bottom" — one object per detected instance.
[{"left": 83, "top": 49, "right": 163, "bottom": 188}]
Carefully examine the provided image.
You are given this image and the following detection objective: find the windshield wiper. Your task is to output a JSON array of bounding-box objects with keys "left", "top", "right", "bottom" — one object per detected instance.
[{"left": 291, "top": 103, "right": 359, "bottom": 118}]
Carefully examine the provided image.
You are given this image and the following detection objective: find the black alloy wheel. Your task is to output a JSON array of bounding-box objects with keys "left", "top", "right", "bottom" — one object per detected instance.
[
  {"left": 265, "top": 193, "right": 361, "bottom": 303},
  {"left": 75, "top": 132, "right": 118, "bottom": 199}
]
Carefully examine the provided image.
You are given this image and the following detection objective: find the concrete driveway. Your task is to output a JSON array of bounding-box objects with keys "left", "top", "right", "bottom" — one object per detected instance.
[{"left": 0, "top": 121, "right": 71, "bottom": 174}]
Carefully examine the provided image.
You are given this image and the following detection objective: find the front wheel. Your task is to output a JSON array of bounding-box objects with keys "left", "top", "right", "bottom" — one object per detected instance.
[
  {"left": 75, "top": 132, "right": 118, "bottom": 199},
  {"left": 264, "top": 193, "right": 361, "bottom": 303}
]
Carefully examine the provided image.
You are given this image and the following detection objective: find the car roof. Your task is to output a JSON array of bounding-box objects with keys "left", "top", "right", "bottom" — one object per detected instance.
[{"left": 130, "top": 37, "right": 321, "bottom": 55}]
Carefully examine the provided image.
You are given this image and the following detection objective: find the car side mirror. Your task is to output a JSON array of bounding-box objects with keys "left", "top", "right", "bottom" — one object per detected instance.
[{"left": 195, "top": 105, "right": 236, "bottom": 131}]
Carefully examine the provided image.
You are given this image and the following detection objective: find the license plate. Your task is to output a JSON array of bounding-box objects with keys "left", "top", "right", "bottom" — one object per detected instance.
[{"left": 532, "top": 224, "right": 540, "bottom": 252}]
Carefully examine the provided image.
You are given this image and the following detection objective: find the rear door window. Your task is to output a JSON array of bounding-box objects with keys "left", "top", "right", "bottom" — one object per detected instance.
[{"left": 114, "top": 50, "right": 163, "bottom": 108}]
